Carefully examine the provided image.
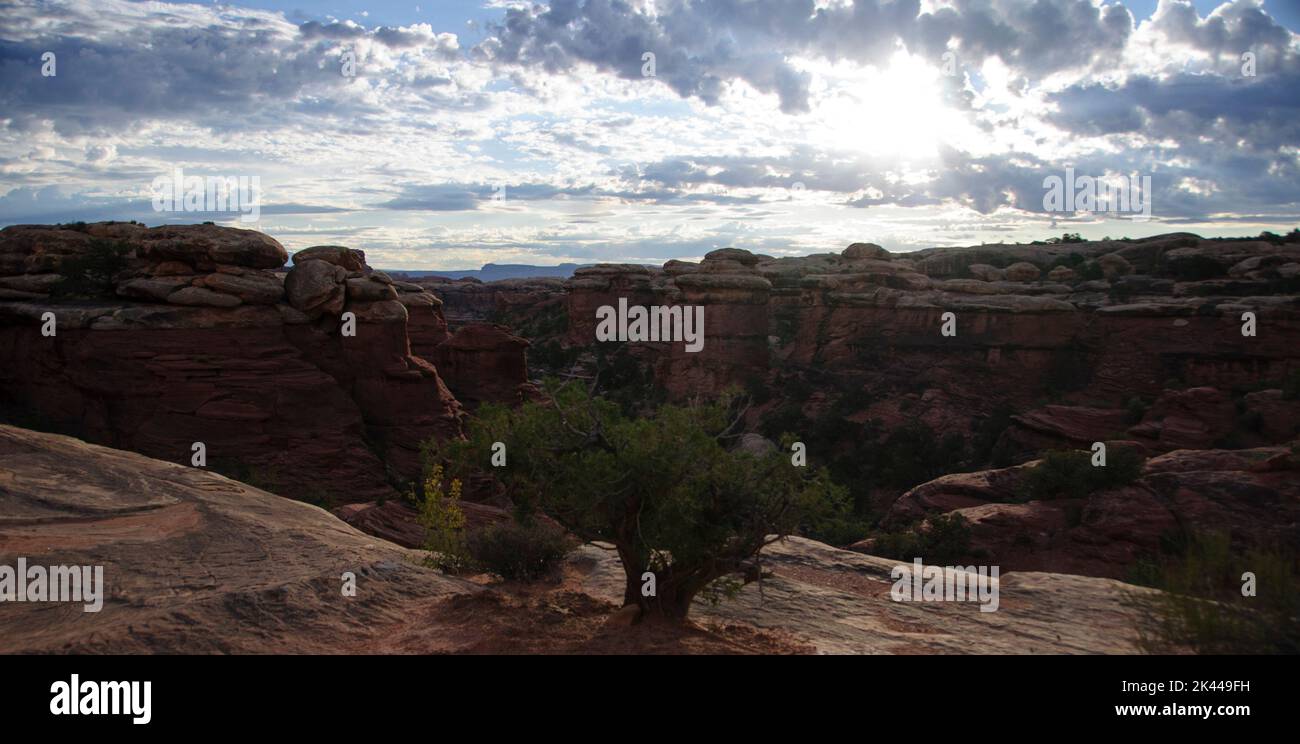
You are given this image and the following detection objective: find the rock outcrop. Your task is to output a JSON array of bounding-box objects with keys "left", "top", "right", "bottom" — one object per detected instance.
[
  {"left": 569, "top": 536, "right": 1154, "bottom": 654},
  {"left": 428, "top": 323, "right": 537, "bottom": 406},
  {"left": 0, "top": 222, "right": 464, "bottom": 504},
  {"left": 551, "top": 235, "right": 1299, "bottom": 456},
  {"left": 0, "top": 425, "right": 477, "bottom": 653},
  {"left": 868, "top": 443, "right": 1300, "bottom": 578},
  {"left": 1, "top": 425, "right": 1155, "bottom": 655}
]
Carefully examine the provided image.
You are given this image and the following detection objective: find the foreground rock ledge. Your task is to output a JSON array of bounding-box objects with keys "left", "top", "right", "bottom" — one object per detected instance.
[
  {"left": 0, "top": 424, "right": 478, "bottom": 654},
  {"left": 2, "top": 425, "right": 1155, "bottom": 654}
]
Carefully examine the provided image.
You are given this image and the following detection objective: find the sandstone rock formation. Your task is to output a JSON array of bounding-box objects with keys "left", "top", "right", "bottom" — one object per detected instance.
[
  {"left": 0, "top": 424, "right": 477, "bottom": 653},
  {"left": 547, "top": 234, "right": 1299, "bottom": 456},
  {"left": 1, "top": 425, "right": 1155, "bottom": 655},
  {"left": 428, "top": 323, "right": 537, "bottom": 406},
  {"left": 569, "top": 536, "right": 1154, "bottom": 654},
  {"left": 464, "top": 232, "right": 1298, "bottom": 579},
  {"left": 0, "top": 223, "right": 464, "bottom": 504},
  {"left": 869, "top": 443, "right": 1300, "bottom": 578}
]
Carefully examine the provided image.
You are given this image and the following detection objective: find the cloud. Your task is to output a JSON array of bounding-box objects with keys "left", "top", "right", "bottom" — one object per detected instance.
[
  {"left": 474, "top": 0, "right": 1136, "bottom": 113},
  {"left": 0, "top": 0, "right": 1297, "bottom": 269}
]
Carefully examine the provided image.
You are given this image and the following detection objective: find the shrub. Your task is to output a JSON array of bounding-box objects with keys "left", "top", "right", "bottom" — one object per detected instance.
[
  {"left": 414, "top": 465, "right": 471, "bottom": 573},
  {"left": 871, "top": 513, "right": 974, "bottom": 565},
  {"left": 1017, "top": 447, "right": 1144, "bottom": 501},
  {"left": 1127, "top": 532, "right": 1300, "bottom": 654},
  {"left": 466, "top": 519, "right": 571, "bottom": 582},
  {"left": 1169, "top": 255, "right": 1226, "bottom": 281},
  {"left": 876, "top": 423, "right": 967, "bottom": 490},
  {"left": 1124, "top": 395, "right": 1150, "bottom": 425},
  {"left": 1078, "top": 260, "right": 1105, "bottom": 281},
  {"left": 971, "top": 403, "right": 1014, "bottom": 466},
  {"left": 52, "top": 239, "right": 130, "bottom": 298}
]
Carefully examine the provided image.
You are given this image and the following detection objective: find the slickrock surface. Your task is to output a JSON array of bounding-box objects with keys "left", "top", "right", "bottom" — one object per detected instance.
[
  {"left": 0, "top": 425, "right": 477, "bottom": 654},
  {"left": 0, "top": 223, "right": 468, "bottom": 503},
  {"left": 3, "top": 426, "right": 1157, "bottom": 655},
  {"left": 568, "top": 536, "right": 1154, "bottom": 654}
]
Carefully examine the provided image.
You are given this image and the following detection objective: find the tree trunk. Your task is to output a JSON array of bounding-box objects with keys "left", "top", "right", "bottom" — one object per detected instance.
[{"left": 617, "top": 551, "right": 713, "bottom": 624}]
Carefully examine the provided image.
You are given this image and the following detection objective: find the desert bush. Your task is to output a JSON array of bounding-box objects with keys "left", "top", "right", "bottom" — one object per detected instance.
[
  {"left": 1127, "top": 532, "right": 1299, "bottom": 654},
  {"left": 466, "top": 519, "right": 571, "bottom": 582},
  {"left": 876, "top": 423, "right": 967, "bottom": 490},
  {"left": 414, "top": 465, "right": 471, "bottom": 573},
  {"left": 1017, "top": 447, "right": 1143, "bottom": 501},
  {"left": 52, "top": 239, "right": 130, "bottom": 298},
  {"left": 871, "top": 513, "right": 974, "bottom": 565}
]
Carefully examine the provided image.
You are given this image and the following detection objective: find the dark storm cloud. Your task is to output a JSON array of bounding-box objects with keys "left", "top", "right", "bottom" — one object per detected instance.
[{"left": 1048, "top": 67, "right": 1300, "bottom": 151}]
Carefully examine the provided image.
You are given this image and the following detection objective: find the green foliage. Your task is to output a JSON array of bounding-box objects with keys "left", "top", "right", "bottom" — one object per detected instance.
[
  {"left": 432, "top": 381, "right": 852, "bottom": 619},
  {"left": 1124, "top": 395, "right": 1150, "bottom": 425},
  {"left": 591, "top": 342, "right": 662, "bottom": 415},
  {"left": 971, "top": 403, "right": 1014, "bottom": 466},
  {"left": 1127, "top": 532, "right": 1300, "bottom": 654},
  {"left": 1017, "top": 447, "right": 1144, "bottom": 501},
  {"left": 1048, "top": 253, "right": 1087, "bottom": 270},
  {"left": 1044, "top": 232, "right": 1084, "bottom": 245},
  {"left": 1169, "top": 255, "right": 1226, "bottom": 281},
  {"left": 465, "top": 519, "right": 571, "bottom": 582},
  {"left": 1077, "top": 260, "right": 1105, "bottom": 281},
  {"left": 1045, "top": 342, "right": 1093, "bottom": 398},
  {"left": 876, "top": 423, "right": 967, "bottom": 490},
  {"left": 414, "top": 465, "right": 472, "bottom": 573},
  {"left": 52, "top": 239, "right": 130, "bottom": 298},
  {"left": 871, "top": 513, "right": 975, "bottom": 565},
  {"left": 530, "top": 339, "right": 579, "bottom": 372}
]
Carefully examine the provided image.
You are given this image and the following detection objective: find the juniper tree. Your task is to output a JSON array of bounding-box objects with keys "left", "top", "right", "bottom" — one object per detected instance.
[{"left": 433, "top": 381, "right": 850, "bottom": 622}]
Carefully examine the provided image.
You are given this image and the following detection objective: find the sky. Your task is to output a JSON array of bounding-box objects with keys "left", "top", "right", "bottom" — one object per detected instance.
[{"left": 1, "top": 0, "right": 1298, "bottom": 270}]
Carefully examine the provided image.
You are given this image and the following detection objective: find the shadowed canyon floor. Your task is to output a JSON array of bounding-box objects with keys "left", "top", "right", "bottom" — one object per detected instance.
[{"left": 2, "top": 426, "right": 1155, "bottom": 654}]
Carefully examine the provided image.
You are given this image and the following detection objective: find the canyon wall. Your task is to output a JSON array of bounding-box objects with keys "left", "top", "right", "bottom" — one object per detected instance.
[
  {"left": 556, "top": 236, "right": 1300, "bottom": 457},
  {"left": 0, "top": 223, "right": 483, "bottom": 503}
]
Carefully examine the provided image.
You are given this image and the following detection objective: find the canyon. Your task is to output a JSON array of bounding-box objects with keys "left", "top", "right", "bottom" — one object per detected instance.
[{"left": 1, "top": 222, "right": 1297, "bottom": 653}]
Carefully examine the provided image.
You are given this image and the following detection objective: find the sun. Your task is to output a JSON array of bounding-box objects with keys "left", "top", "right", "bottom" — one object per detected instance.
[{"left": 816, "top": 50, "right": 956, "bottom": 160}]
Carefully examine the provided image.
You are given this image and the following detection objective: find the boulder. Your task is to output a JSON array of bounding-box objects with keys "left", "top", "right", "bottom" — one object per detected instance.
[
  {"left": 1047, "top": 265, "right": 1077, "bottom": 282},
  {"left": 843, "top": 242, "right": 890, "bottom": 260},
  {"left": 703, "top": 247, "right": 760, "bottom": 266},
  {"left": 292, "top": 245, "right": 368, "bottom": 271},
  {"left": 967, "top": 263, "right": 1004, "bottom": 282},
  {"left": 196, "top": 270, "right": 284, "bottom": 305},
  {"left": 0, "top": 273, "right": 63, "bottom": 294},
  {"left": 116, "top": 276, "right": 194, "bottom": 302},
  {"left": 284, "top": 259, "right": 346, "bottom": 318},
  {"left": 136, "top": 224, "right": 287, "bottom": 269},
  {"left": 1098, "top": 252, "right": 1133, "bottom": 280},
  {"left": 346, "top": 276, "right": 399, "bottom": 301},
  {"left": 1004, "top": 262, "right": 1041, "bottom": 282}
]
